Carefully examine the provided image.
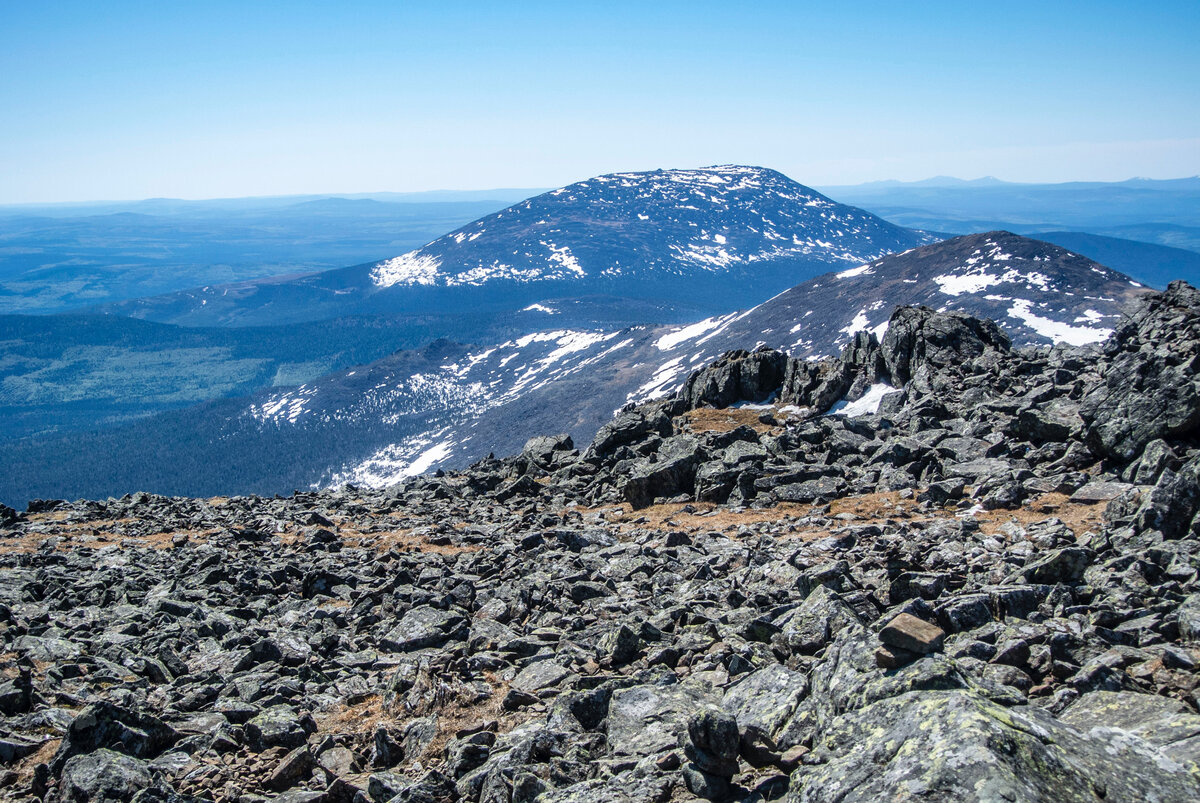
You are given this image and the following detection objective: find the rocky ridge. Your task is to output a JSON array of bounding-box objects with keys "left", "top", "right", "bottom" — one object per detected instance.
[{"left": 3, "top": 283, "right": 1200, "bottom": 800}]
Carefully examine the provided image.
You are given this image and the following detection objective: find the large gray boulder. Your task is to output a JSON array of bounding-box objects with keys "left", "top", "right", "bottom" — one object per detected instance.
[
  {"left": 1060, "top": 691, "right": 1200, "bottom": 766},
  {"left": 621, "top": 435, "right": 704, "bottom": 508},
  {"left": 605, "top": 681, "right": 715, "bottom": 757},
  {"left": 779, "top": 358, "right": 853, "bottom": 413},
  {"left": 680, "top": 347, "right": 787, "bottom": 409},
  {"left": 879, "top": 305, "right": 1011, "bottom": 390},
  {"left": 50, "top": 702, "right": 178, "bottom": 775},
  {"left": 1082, "top": 281, "right": 1200, "bottom": 461},
  {"left": 587, "top": 406, "right": 673, "bottom": 458},
  {"left": 59, "top": 749, "right": 155, "bottom": 803},
  {"left": 787, "top": 689, "right": 1200, "bottom": 802},
  {"left": 722, "top": 664, "right": 810, "bottom": 746}
]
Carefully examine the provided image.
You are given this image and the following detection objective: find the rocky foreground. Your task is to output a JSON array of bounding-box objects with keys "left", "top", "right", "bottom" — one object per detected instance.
[{"left": 4, "top": 283, "right": 1200, "bottom": 802}]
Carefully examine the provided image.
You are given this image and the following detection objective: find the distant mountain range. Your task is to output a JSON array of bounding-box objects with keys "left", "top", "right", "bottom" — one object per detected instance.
[
  {"left": 820, "top": 176, "right": 1200, "bottom": 256},
  {"left": 0, "top": 231, "right": 1149, "bottom": 504},
  {"left": 94, "top": 166, "right": 934, "bottom": 327}
]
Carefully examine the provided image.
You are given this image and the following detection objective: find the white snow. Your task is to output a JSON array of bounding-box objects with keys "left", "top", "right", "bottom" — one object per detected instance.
[
  {"left": 628, "top": 357, "right": 687, "bottom": 402},
  {"left": 371, "top": 252, "right": 441, "bottom": 287},
  {"left": 522, "top": 303, "right": 559, "bottom": 314},
  {"left": 405, "top": 441, "right": 454, "bottom": 475},
  {"left": 933, "top": 272, "right": 1002, "bottom": 296},
  {"left": 1006, "top": 299, "right": 1112, "bottom": 346},
  {"left": 543, "top": 242, "right": 586, "bottom": 277},
  {"left": 655, "top": 316, "right": 726, "bottom": 351},
  {"left": 828, "top": 383, "right": 899, "bottom": 417},
  {"left": 839, "top": 309, "right": 871, "bottom": 339},
  {"left": 836, "top": 264, "right": 874, "bottom": 279}
]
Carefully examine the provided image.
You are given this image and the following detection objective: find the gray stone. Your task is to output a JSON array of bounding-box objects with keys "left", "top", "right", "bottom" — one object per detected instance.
[
  {"left": 60, "top": 749, "right": 154, "bottom": 803},
  {"left": 606, "top": 682, "right": 714, "bottom": 757}
]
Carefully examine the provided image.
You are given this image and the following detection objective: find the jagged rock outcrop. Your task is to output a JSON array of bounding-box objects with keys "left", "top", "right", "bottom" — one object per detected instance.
[
  {"left": 2, "top": 284, "right": 1200, "bottom": 801},
  {"left": 878, "top": 305, "right": 1012, "bottom": 390},
  {"left": 1082, "top": 280, "right": 1200, "bottom": 460},
  {"left": 681, "top": 347, "right": 788, "bottom": 410}
]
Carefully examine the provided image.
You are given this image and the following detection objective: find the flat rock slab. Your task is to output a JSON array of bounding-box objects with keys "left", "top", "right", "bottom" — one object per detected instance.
[
  {"left": 879, "top": 613, "right": 946, "bottom": 655},
  {"left": 1069, "top": 481, "right": 1133, "bottom": 503},
  {"left": 512, "top": 660, "right": 573, "bottom": 693},
  {"left": 607, "top": 682, "right": 715, "bottom": 757}
]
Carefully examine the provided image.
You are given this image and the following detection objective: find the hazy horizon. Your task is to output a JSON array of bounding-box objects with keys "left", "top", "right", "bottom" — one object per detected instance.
[{"left": 3, "top": 172, "right": 1200, "bottom": 210}]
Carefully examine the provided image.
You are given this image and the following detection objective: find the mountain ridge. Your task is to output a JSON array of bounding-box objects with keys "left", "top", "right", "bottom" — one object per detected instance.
[{"left": 0, "top": 231, "right": 1150, "bottom": 503}]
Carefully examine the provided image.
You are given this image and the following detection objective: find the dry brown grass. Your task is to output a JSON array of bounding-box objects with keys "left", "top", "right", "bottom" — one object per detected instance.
[
  {"left": 820, "top": 489, "right": 1107, "bottom": 539},
  {"left": 976, "top": 492, "right": 1107, "bottom": 538},
  {"left": 682, "top": 406, "right": 784, "bottom": 435},
  {"left": 0, "top": 524, "right": 217, "bottom": 554},
  {"left": 575, "top": 488, "right": 1109, "bottom": 545},
  {"left": 313, "top": 675, "right": 531, "bottom": 768},
  {"left": 342, "top": 528, "right": 484, "bottom": 555},
  {"left": 315, "top": 693, "right": 389, "bottom": 735},
  {"left": 14, "top": 738, "right": 59, "bottom": 787},
  {"left": 581, "top": 500, "right": 816, "bottom": 535}
]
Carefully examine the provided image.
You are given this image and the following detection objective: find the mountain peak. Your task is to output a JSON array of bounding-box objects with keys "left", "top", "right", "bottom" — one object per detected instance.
[{"left": 369, "top": 165, "right": 933, "bottom": 299}]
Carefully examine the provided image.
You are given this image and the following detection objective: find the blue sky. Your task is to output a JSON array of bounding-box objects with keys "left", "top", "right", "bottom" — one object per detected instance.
[{"left": 2, "top": 1, "right": 1197, "bottom": 202}]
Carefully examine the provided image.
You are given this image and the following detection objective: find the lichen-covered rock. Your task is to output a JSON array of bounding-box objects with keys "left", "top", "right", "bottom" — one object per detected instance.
[
  {"left": 722, "top": 664, "right": 809, "bottom": 744},
  {"left": 606, "top": 681, "right": 714, "bottom": 757},
  {"left": 621, "top": 435, "right": 704, "bottom": 508},
  {"left": 789, "top": 690, "right": 1200, "bottom": 802},
  {"left": 1060, "top": 691, "right": 1200, "bottom": 765},
  {"left": 59, "top": 749, "right": 155, "bottom": 803}
]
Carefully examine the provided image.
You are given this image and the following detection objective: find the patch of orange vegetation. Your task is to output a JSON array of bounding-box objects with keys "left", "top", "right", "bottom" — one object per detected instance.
[
  {"left": 681, "top": 406, "right": 784, "bottom": 435},
  {"left": 821, "top": 489, "right": 1107, "bottom": 539},
  {"left": 315, "top": 693, "right": 389, "bottom": 735},
  {"left": 0, "top": 526, "right": 216, "bottom": 554},
  {"left": 337, "top": 528, "right": 484, "bottom": 555},
  {"left": 584, "top": 500, "right": 814, "bottom": 535},
  {"left": 14, "top": 737, "right": 60, "bottom": 787},
  {"left": 578, "top": 488, "right": 1108, "bottom": 545},
  {"left": 975, "top": 492, "right": 1107, "bottom": 539},
  {"left": 313, "top": 678, "right": 531, "bottom": 770}
]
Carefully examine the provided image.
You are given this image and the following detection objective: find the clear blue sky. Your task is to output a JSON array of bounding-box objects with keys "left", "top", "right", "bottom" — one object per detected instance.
[{"left": 2, "top": 1, "right": 1197, "bottom": 202}]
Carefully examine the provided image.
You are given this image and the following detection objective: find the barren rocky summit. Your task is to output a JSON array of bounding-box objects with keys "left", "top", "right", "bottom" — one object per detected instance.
[{"left": 4, "top": 282, "right": 1200, "bottom": 802}]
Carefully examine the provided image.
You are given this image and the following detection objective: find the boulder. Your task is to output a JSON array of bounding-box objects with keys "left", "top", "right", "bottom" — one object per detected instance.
[
  {"left": 1081, "top": 281, "right": 1200, "bottom": 461},
  {"left": 587, "top": 407, "right": 672, "bottom": 458},
  {"left": 680, "top": 347, "right": 787, "bottom": 409},
  {"left": 722, "top": 664, "right": 809, "bottom": 743},
  {"left": 606, "top": 681, "right": 714, "bottom": 757},
  {"left": 50, "top": 702, "right": 178, "bottom": 775},
  {"left": 879, "top": 305, "right": 1010, "bottom": 390},
  {"left": 621, "top": 435, "right": 703, "bottom": 508},
  {"left": 380, "top": 606, "right": 467, "bottom": 652},
  {"left": 780, "top": 358, "right": 853, "bottom": 413},
  {"left": 879, "top": 613, "right": 946, "bottom": 655},
  {"left": 789, "top": 690, "right": 1200, "bottom": 802},
  {"left": 59, "top": 749, "right": 155, "bottom": 803}
]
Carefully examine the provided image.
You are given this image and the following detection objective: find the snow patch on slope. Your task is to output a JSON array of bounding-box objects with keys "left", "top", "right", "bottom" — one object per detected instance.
[
  {"left": 829, "top": 383, "right": 899, "bottom": 417},
  {"left": 1006, "top": 299, "right": 1112, "bottom": 346},
  {"left": 371, "top": 252, "right": 441, "bottom": 287}
]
